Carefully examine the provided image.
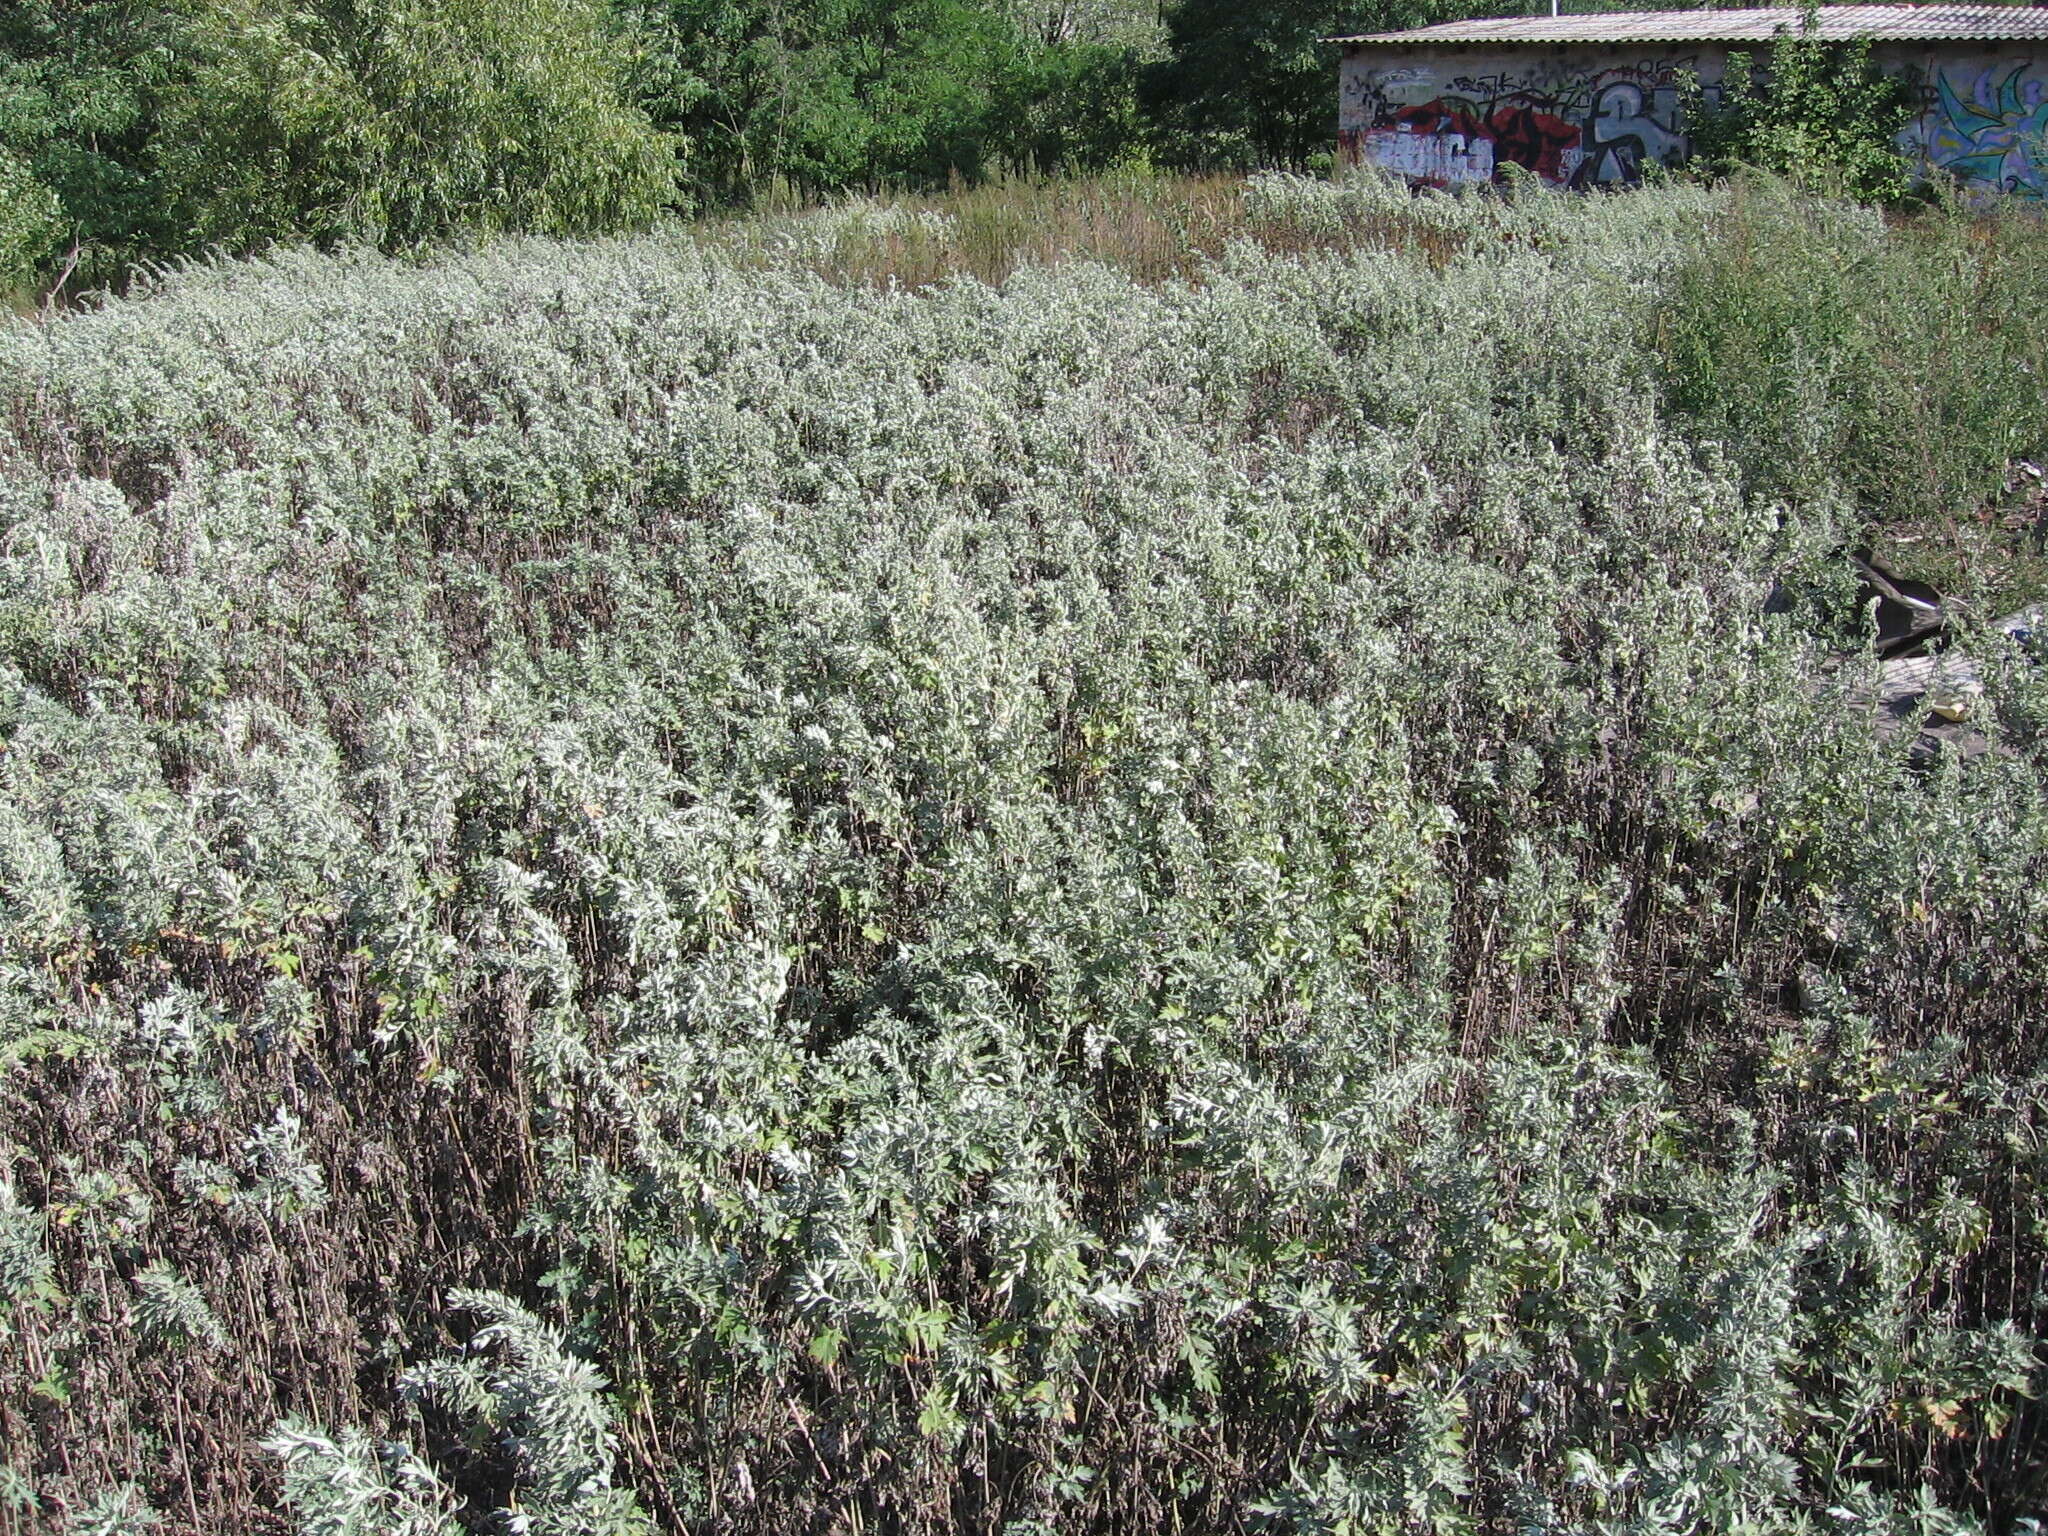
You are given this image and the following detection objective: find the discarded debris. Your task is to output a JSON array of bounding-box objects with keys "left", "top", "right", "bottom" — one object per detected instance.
[
  {"left": 1837, "top": 552, "right": 2041, "bottom": 764},
  {"left": 1850, "top": 551, "right": 1947, "bottom": 659}
]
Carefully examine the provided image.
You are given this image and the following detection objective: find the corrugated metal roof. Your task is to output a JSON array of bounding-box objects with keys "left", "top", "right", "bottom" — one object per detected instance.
[{"left": 1328, "top": 5, "right": 2048, "bottom": 45}]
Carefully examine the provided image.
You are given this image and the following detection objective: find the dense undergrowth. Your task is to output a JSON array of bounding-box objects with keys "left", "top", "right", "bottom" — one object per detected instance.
[{"left": 1, "top": 173, "right": 2047, "bottom": 1534}]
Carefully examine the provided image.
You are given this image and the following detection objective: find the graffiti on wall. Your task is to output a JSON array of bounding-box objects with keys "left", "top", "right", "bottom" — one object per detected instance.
[
  {"left": 1920, "top": 62, "right": 2048, "bottom": 197},
  {"left": 1340, "top": 57, "right": 1698, "bottom": 189},
  {"left": 1342, "top": 49, "right": 2048, "bottom": 198}
]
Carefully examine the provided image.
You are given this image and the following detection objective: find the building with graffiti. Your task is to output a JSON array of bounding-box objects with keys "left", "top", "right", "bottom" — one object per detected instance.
[{"left": 1331, "top": 5, "right": 2048, "bottom": 197}]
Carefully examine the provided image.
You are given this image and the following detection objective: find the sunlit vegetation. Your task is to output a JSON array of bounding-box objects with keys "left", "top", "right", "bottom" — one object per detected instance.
[
  {"left": 1, "top": 0, "right": 1611, "bottom": 300},
  {"left": 1, "top": 172, "right": 2046, "bottom": 1532}
]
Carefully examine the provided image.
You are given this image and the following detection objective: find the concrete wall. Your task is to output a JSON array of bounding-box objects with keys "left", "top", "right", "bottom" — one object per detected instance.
[{"left": 1337, "top": 40, "right": 2048, "bottom": 196}]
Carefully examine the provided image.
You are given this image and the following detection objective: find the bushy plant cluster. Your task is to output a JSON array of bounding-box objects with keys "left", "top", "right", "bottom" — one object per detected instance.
[
  {"left": 0, "top": 174, "right": 2045, "bottom": 1534},
  {"left": 1681, "top": 6, "right": 1922, "bottom": 205},
  {"left": 1653, "top": 178, "right": 2048, "bottom": 542},
  {"left": 0, "top": 0, "right": 678, "bottom": 296}
]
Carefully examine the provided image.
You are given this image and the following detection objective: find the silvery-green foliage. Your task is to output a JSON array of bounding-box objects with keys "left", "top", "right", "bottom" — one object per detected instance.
[
  {"left": 0, "top": 173, "right": 2042, "bottom": 1531},
  {"left": 1820, "top": 1482, "right": 1990, "bottom": 1536},
  {"left": 401, "top": 1289, "right": 645, "bottom": 1527},
  {"left": 132, "top": 1260, "right": 227, "bottom": 1350},
  {"left": 0, "top": 1463, "right": 34, "bottom": 1514},
  {"left": 263, "top": 1422, "right": 462, "bottom": 1536},
  {"left": 238, "top": 1110, "right": 329, "bottom": 1222},
  {"left": 65, "top": 1482, "right": 164, "bottom": 1536},
  {"left": 0, "top": 1177, "right": 58, "bottom": 1324}
]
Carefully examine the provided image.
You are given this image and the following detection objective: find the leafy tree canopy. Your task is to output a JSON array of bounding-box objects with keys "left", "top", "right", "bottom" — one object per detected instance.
[
  {"left": 1684, "top": 4, "right": 1920, "bottom": 202},
  {"left": 1, "top": 0, "right": 679, "bottom": 291},
  {"left": 157, "top": 0, "right": 680, "bottom": 251}
]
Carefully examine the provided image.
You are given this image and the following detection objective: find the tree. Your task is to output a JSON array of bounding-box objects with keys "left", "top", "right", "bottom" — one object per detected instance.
[
  {"left": 0, "top": 148, "right": 63, "bottom": 293},
  {"left": 1683, "top": 4, "right": 1919, "bottom": 202},
  {"left": 625, "top": 0, "right": 1114, "bottom": 203},
  {"left": 154, "top": 0, "right": 680, "bottom": 251},
  {"left": 0, "top": 1, "right": 185, "bottom": 291},
  {"left": 1004, "top": 0, "right": 1162, "bottom": 50},
  {"left": 1000, "top": 35, "right": 1147, "bottom": 174},
  {"left": 619, "top": 0, "right": 778, "bottom": 204}
]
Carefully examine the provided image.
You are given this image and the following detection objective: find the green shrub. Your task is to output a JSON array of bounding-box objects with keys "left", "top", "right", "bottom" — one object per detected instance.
[
  {"left": 0, "top": 0, "right": 678, "bottom": 290},
  {"left": 154, "top": 0, "right": 678, "bottom": 251},
  {"left": 1683, "top": 5, "right": 1921, "bottom": 203},
  {"left": 1654, "top": 177, "right": 2048, "bottom": 541}
]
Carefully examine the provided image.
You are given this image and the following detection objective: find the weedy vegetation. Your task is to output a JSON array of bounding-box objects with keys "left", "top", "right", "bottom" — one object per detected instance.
[{"left": 0, "top": 171, "right": 2046, "bottom": 1534}]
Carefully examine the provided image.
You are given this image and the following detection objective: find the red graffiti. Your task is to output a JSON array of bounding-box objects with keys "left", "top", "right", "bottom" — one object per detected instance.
[
  {"left": 1484, "top": 104, "right": 1586, "bottom": 183},
  {"left": 1389, "top": 98, "right": 1585, "bottom": 184}
]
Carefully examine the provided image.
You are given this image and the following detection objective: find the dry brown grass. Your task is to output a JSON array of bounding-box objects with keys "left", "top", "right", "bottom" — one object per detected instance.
[{"left": 699, "top": 172, "right": 1468, "bottom": 289}]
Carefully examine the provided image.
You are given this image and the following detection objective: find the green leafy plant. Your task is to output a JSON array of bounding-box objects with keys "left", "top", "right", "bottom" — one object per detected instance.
[
  {"left": 1683, "top": 4, "right": 1920, "bottom": 202},
  {"left": 154, "top": 0, "right": 679, "bottom": 251}
]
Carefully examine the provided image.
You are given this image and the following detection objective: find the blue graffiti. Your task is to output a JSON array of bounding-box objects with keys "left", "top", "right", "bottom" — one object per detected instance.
[{"left": 1928, "top": 64, "right": 2048, "bottom": 197}]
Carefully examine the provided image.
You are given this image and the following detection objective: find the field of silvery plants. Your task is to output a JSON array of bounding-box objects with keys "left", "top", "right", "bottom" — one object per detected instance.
[{"left": 1, "top": 171, "right": 2046, "bottom": 1535}]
